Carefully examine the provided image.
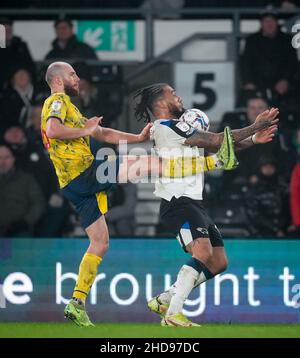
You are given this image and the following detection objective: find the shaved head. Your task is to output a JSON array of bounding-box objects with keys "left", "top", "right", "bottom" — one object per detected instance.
[
  {"left": 45, "top": 61, "right": 72, "bottom": 85},
  {"left": 45, "top": 61, "right": 80, "bottom": 97}
]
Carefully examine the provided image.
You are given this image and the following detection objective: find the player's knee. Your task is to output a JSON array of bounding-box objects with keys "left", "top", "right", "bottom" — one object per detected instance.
[
  {"left": 216, "top": 257, "right": 228, "bottom": 274},
  {"left": 90, "top": 235, "right": 109, "bottom": 255},
  {"left": 222, "top": 257, "right": 229, "bottom": 271},
  {"left": 94, "top": 241, "right": 109, "bottom": 257},
  {"left": 99, "top": 241, "right": 109, "bottom": 254},
  {"left": 193, "top": 244, "right": 213, "bottom": 263}
]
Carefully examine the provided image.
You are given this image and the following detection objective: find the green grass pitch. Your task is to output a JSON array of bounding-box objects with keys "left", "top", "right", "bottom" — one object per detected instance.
[{"left": 0, "top": 323, "right": 299, "bottom": 338}]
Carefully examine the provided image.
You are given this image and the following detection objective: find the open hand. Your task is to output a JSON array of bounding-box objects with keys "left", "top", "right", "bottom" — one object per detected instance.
[
  {"left": 254, "top": 124, "right": 278, "bottom": 144},
  {"left": 254, "top": 108, "right": 279, "bottom": 131},
  {"left": 84, "top": 116, "right": 102, "bottom": 136},
  {"left": 138, "top": 122, "right": 153, "bottom": 142}
]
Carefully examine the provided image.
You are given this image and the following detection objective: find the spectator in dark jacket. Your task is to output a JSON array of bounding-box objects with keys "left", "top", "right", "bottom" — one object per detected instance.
[
  {"left": 3, "top": 124, "right": 70, "bottom": 237},
  {"left": 245, "top": 156, "right": 289, "bottom": 237},
  {"left": 0, "top": 144, "right": 45, "bottom": 237},
  {"left": 0, "top": 68, "right": 36, "bottom": 134},
  {"left": 219, "top": 97, "right": 291, "bottom": 187},
  {"left": 3, "top": 126, "right": 58, "bottom": 200},
  {"left": 45, "top": 19, "right": 98, "bottom": 61},
  {"left": 0, "top": 18, "right": 35, "bottom": 90},
  {"left": 241, "top": 10, "right": 298, "bottom": 102}
]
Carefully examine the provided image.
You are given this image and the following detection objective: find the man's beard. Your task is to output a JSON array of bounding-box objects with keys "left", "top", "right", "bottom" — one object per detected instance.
[
  {"left": 64, "top": 83, "right": 79, "bottom": 97},
  {"left": 168, "top": 103, "right": 185, "bottom": 119}
]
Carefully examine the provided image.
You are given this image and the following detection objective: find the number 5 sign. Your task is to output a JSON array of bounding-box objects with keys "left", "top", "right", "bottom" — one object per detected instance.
[{"left": 174, "top": 62, "right": 235, "bottom": 123}]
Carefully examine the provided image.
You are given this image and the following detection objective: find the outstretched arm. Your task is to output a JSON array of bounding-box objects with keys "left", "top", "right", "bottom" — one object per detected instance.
[
  {"left": 46, "top": 116, "right": 102, "bottom": 140},
  {"left": 91, "top": 123, "right": 152, "bottom": 144},
  {"left": 185, "top": 108, "right": 279, "bottom": 152},
  {"left": 235, "top": 125, "right": 278, "bottom": 151}
]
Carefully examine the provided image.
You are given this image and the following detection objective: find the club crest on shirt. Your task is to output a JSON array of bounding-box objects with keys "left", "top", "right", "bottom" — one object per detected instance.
[
  {"left": 51, "top": 100, "right": 62, "bottom": 111},
  {"left": 176, "top": 121, "right": 190, "bottom": 132}
]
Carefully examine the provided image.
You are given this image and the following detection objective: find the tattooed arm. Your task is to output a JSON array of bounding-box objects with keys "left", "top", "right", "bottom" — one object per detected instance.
[
  {"left": 235, "top": 125, "right": 278, "bottom": 152},
  {"left": 185, "top": 108, "right": 279, "bottom": 152}
]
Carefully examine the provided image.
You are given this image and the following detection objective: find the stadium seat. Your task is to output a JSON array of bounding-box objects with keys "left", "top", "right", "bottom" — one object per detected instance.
[{"left": 211, "top": 199, "right": 250, "bottom": 237}]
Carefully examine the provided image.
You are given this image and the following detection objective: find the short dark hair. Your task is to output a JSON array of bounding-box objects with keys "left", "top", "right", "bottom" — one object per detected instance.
[
  {"left": 133, "top": 83, "right": 168, "bottom": 122},
  {"left": 260, "top": 9, "right": 278, "bottom": 21},
  {"left": 258, "top": 155, "right": 276, "bottom": 167},
  {"left": 247, "top": 96, "right": 268, "bottom": 106},
  {"left": 54, "top": 18, "right": 73, "bottom": 28}
]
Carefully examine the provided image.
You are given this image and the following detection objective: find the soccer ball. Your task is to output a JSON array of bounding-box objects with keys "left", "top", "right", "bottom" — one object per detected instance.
[{"left": 179, "top": 108, "right": 210, "bottom": 132}]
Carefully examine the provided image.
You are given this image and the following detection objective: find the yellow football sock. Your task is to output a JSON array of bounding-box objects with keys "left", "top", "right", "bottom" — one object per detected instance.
[
  {"left": 163, "top": 155, "right": 219, "bottom": 178},
  {"left": 73, "top": 253, "right": 102, "bottom": 301},
  {"left": 204, "top": 155, "right": 219, "bottom": 171}
]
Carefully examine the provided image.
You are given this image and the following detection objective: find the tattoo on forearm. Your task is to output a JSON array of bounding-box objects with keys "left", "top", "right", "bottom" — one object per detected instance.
[
  {"left": 230, "top": 124, "right": 258, "bottom": 143},
  {"left": 185, "top": 131, "right": 222, "bottom": 152},
  {"left": 185, "top": 122, "right": 266, "bottom": 151},
  {"left": 235, "top": 137, "right": 254, "bottom": 152},
  {"left": 185, "top": 125, "right": 257, "bottom": 152}
]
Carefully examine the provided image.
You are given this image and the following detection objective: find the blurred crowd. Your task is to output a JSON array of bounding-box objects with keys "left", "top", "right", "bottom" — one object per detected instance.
[
  {"left": 201, "top": 9, "right": 300, "bottom": 238},
  {"left": 0, "top": 3, "right": 300, "bottom": 238},
  {"left": 0, "top": 17, "right": 125, "bottom": 237}
]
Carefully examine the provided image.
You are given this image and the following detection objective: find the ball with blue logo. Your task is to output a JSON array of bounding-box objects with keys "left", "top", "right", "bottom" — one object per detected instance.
[{"left": 179, "top": 108, "right": 210, "bottom": 132}]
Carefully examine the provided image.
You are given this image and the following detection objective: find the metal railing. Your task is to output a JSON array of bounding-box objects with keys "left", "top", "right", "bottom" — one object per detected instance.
[
  {"left": 125, "top": 32, "right": 235, "bottom": 83},
  {"left": 0, "top": 7, "right": 299, "bottom": 60}
]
